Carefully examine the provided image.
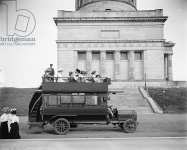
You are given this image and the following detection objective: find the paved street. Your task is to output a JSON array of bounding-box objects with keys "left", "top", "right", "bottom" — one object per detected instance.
[
  {"left": 0, "top": 114, "right": 186, "bottom": 150},
  {"left": 0, "top": 138, "right": 186, "bottom": 150},
  {"left": 19, "top": 113, "right": 187, "bottom": 139}
]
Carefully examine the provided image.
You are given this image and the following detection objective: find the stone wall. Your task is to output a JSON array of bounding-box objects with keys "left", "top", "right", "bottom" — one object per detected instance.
[
  {"left": 144, "top": 50, "right": 164, "bottom": 80},
  {"left": 57, "top": 22, "right": 164, "bottom": 41}
]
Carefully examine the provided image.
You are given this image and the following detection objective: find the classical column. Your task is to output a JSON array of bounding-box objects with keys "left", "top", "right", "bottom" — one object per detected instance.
[
  {"left": 86, "top": 51, "right": 92, "bottom": 73},
  {"left": 74, "top": 50, "right": 78, "bottom": 70},
  {"left": 168, "top": 54, "right": 173, "bottom": 81},
  {"left": 100, "top": 51, "right": 106, "bottom": 77},
  {"left": 114, "top": 51, "right": 120, "bottom": 80},
  {"left": 128, "top": 51, "right": 135, "bottom": 81}
]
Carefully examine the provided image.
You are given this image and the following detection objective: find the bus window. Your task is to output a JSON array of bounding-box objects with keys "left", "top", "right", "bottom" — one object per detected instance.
[
  {"left": 72, "top": 95, "right": 85, "bottom": 104},
  {"left": 85, "top": 96, "right": 98, "bottom": 105},
  {"left": 60, "top": 95, "right": 71, "bottom": 104},
  {"left": 48, "top": 95, "right": 58, "bottom": 105}
]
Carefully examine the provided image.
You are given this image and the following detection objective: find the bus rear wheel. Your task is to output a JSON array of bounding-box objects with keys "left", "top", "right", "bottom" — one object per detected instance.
[{"left": 53, "top": 118, "right": 70, "bottom": 135}]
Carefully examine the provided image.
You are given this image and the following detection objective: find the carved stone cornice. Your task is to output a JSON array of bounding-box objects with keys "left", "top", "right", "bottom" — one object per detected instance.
[
  {"left": 56, "top": 39, "right": 165, "bottom": 43},
  {"left": 164, "top": 41, "right": 175, "bottom": 47},
  {"left": 54, "top": 17, "right": 168, "bottom": 25},
  {"left": 57, "top": 40, "right": 166, "bottom": 49}
]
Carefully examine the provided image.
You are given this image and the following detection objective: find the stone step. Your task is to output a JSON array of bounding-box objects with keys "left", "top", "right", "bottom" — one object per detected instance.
[
  {"left": 117, "top": 106, "right": 153, "bottom": 114},
  {"left": 109, "top": 87, "right": 153, "bottom": 114}
]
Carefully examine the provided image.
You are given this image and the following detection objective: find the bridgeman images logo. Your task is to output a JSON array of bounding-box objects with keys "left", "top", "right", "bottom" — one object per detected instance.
[{"left": 0, "top": 0, "right": 36, "bottom": 46}]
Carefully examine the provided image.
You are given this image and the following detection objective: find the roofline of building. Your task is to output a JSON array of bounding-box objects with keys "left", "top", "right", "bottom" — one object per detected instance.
[
  {"left": 164, "top": 41, "right": 175, "bottom": 47},
  {"left": 54, "top": 16, "right": 168, "bottom": 25},
  {"left": 56, "top": 39, "right": 166, "bottom": 43}
]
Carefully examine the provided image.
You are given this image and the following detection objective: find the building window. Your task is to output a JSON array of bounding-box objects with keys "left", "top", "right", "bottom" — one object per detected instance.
[
  {"left": 78, "top": 51, "right": 86, "bottom": 60},
  {"left": 135, "top": 51, "right": 143, "bottom": 60},
  {"left": 92, "top": 52, "right": 100, "bottom": 60},
  {"left": 105, "top": 8, "right": 112, "bottom": 11},
  {"left": 120, "top": 51, "right": 128, "bottom": 60},
  {"left": 106, "top": 52, "right": 114, "bottom": 60}
]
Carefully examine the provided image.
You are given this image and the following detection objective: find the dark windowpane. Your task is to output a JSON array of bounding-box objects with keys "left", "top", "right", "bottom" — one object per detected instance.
[
  {"left": 92, "top": 52, "right": 100, "bottom": 60},
  {"left": 106, "top": 52, "right": 114, "bottom": 60},
  {"left": 120, "top": 52, "right": 128, "bottom": 60},
  {"left": 78, "top": 52, "right": 86, "bottom": 60},
  {"left": 135, "top": 51, "right": 143, "bottom": 60}
]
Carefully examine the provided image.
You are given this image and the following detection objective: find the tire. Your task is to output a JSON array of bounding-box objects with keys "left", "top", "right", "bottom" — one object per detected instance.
[
  {"left": 53, "top": 118, "right": 70, "bottom": 135},
  {"left": 122, "top": 119, "right": 137, "bottom": 133}
]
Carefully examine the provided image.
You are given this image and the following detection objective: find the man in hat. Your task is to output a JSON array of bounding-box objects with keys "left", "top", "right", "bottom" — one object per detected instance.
[{"left": 44, "top": 64, "right": 55, "bottom": 82}]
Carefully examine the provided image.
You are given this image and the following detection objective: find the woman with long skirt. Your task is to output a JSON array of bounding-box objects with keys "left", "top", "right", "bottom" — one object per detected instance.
[
  {"left": 0, "top": 107, "right": 10, "bottom": 139},
  {"left": 8, "top": 108, "right": 21, "bottom": 139}
]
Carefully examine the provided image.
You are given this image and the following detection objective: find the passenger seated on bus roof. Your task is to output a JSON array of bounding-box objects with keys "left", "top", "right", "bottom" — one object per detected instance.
[
  {"left": 91, "top": 71, "right": 97, "bottom": 78},
  {"left": 43, "top": 71, "right": 53, "bottom": 82},
  {"left": 94, "top": 75, "right": 102, "bottom": 83},
  {"left": 57, "top": 69, "right": 65, "bottom": 82},
  {"left": 87, "top": 71, "right": 97, "bottom": 83},
  {"left": 75, "top": 68, "right": 81, "bottom": 76},
  {"left": 68, "top": 72, "right": 76, "bottom": 82},
  {"left": 79, "top": 71, "right": 87, "bottom": 82}
]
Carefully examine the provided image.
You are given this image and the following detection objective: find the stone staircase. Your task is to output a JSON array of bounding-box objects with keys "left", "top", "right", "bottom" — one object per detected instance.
[{"left": 109, "top": 87, "right": 153, "bottom": 114}]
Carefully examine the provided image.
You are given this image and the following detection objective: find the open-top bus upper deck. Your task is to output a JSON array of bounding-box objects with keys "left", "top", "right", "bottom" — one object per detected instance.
[{"left": 41, "top": 77, "right": 111, "bottom": 94}]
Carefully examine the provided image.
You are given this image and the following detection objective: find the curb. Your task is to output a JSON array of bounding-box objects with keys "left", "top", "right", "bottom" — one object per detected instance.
[{"left": 139, "top": 87, "right": 163, "bottom": 114}]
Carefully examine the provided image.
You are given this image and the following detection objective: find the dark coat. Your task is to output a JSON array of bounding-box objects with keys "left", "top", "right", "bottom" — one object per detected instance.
[
  {"left": 9, "top": 122, "right": 21, "bottom": 139},
  {"left": 0, "top": 121, "right": 9, "bottom": 139}
]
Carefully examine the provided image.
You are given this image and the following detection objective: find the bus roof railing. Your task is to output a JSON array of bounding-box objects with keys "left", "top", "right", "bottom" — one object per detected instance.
[
  {"left": 42, "top": 76, "right": 111, "bottom": 84},
  {"left": 41, "top": 76, "right": 111, "bottom": 93}
]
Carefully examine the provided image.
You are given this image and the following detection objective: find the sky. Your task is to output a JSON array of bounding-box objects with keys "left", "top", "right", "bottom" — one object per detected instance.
[{"left": 0, "top": 0, "right": 187, "bottom": 88}]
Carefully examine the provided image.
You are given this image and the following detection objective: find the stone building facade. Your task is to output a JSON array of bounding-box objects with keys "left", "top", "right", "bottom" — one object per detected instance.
[{"left": 54, "top": 0, "right": 174, "bottom": 83}]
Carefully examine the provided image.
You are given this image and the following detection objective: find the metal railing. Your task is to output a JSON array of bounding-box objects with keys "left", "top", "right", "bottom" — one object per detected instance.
[{"left": 42, "top": 76, "right": 111, "bottom": 84}]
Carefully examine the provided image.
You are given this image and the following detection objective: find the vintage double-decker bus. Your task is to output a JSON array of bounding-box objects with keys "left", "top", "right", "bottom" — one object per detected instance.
[{"left": 28, "top": 77, "right": 138, "bottom": 135}]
